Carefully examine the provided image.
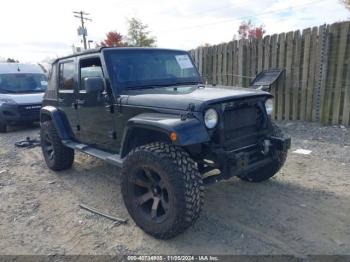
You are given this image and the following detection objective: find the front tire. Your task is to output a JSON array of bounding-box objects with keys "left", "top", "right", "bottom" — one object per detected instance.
[
  {"left": 41, "top": 121, "right": 74, "bottom": 171},
  {"left": 121, "top": 142, "right": 204, "bottom": 239},
  {"left": 239, "top": 122, "right": 288, "bottom": 182}
]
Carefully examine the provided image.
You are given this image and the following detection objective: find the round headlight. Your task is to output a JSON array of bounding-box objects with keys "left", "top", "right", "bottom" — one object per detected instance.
[
  {"left": 204, "top": 108, "right": 218, "bottom": 129},
  {"left": 265, "top": 99, "right": 274, "bottom": 115}
]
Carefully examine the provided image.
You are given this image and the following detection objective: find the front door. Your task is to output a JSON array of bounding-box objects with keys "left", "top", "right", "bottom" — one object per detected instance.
[
  {"left": 58, "top": 60, "right": 79, "bottom": 135},
  {"left": 76, "top": 56, "right": 117, "bottom": 151}
]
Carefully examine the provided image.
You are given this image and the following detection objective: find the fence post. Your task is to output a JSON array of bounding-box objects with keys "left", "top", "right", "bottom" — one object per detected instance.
[
  {"left": 332, "top": 22, "right": 349, "bottom": 124},
  {"left": 227, "top": 42, "right": 233, "bottom": 86},
  {"left": 277, "top": 33, "right": 286, "bottom": 121},
  {"left": 285, "top": 31, "right": 294, "bottom": 120},
  {"left": 312, "top": 25, "right": 330, "bottom": 123},
  {"left": 292, "top": 30, "right": 301, "bottom": 121},
  {"left": 322, "top": 24, "right": 338, "bottom": 124},
  {"left": 238, "top": 39, "right": 245, "bottom": 86}
]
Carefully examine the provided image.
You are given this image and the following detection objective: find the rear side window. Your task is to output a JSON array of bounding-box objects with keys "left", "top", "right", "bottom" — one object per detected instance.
[{"left": 59, "top": 62, "right": 76, "bottom": 90}]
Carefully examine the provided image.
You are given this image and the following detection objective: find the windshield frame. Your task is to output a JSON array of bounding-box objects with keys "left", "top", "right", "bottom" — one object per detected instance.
[
  {"left": 0, "top": 73, "right": 48, "bottom": 94},
  {"left": 103, "top": 48, "right": 203, "bottom": 94}
]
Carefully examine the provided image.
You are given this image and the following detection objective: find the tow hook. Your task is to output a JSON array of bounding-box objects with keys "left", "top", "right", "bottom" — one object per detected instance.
[{"left": 261, "top": 139, "right": 271, "bottom": 155}]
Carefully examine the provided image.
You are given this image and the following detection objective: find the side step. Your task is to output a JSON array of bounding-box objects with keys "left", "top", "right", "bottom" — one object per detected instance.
[{"left": 62, "top": 140, "right": 123, "bottom": 167}]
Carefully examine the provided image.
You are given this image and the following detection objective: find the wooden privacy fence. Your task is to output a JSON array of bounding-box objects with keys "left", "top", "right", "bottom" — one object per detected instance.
[{"left": 190, "top": 21, "right": 350, "bottom": 126}]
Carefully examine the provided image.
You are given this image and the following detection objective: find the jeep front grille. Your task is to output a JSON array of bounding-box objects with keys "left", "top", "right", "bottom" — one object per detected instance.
[{"left": 220, "top": 101, "right": 266, "bottom": 150}]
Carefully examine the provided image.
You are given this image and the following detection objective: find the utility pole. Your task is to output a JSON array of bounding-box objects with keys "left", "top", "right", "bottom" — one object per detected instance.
[
  {"left": 73, "top": 11, "right": 92, "bottom": 50},
  {"left": 88, "top": 40, "right": 94, "bottom": 49}
]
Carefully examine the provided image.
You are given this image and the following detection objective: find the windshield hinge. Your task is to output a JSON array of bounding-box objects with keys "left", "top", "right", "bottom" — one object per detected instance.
[{"left": 181, "top": 103, "right": 195, "bottom": 121}]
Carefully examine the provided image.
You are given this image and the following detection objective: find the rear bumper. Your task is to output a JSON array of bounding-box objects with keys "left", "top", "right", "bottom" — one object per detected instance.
[
  {"left": 0, "top": 103, "right": 41, "bottom": 124},
  {"left": 204, "top": 136, "right": 291, "bottom": 183}
]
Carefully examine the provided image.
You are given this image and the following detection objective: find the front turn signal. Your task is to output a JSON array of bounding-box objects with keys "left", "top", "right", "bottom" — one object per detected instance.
[{"left": 170, "top": 132, "right": 177, "bottom": 142}]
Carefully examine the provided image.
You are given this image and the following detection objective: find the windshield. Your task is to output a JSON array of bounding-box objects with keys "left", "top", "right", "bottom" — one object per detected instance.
[
  {"left": 0, "top": 73, "right": 48, "bottom": 93},
  {"left": 104, "top": 49, "right": 202, "bottom": 90}
]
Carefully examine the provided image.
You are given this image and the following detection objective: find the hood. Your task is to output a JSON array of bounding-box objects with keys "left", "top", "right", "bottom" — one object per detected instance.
[
  {"left": 125, "top": 85, "right": 271, "bottom": 111},
  {"left": 0, "top": 92, "right": 44, "bottom": 104}
]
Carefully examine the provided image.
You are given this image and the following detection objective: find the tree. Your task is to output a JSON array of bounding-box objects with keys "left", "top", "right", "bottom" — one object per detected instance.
[
  {"left": 6, "top": 58, "right": 19, "bottom": 63},
  {"left": 100, "top": 31, "right": 127, "bottom": 47},
  {"left": 237, "top": 20, "right": 265, "bottom": 40},
  {"left": 340, "top": 0, "right": 350, "bottom": 12},
  {"left": 126, "top": 17, "right": 156, "bottom": 47}
]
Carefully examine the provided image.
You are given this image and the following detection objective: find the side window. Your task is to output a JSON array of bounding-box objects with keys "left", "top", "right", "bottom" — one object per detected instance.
[
  {"left": 59, "top": 62, "right": 76, "bottom": 90},
  {"left": 79, "top": 57, "right": 104, "bottom": 90}
]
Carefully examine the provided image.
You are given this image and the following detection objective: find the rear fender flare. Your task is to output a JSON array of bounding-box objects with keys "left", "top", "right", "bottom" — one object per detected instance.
[{"left": 40, "top": 106, "right": 74, "bottom": 140}]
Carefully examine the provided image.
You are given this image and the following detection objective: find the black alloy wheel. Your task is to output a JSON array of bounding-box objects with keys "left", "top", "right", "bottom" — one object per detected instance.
[{"left": 130, "top": 166, "right": 170, "bottom": 223}]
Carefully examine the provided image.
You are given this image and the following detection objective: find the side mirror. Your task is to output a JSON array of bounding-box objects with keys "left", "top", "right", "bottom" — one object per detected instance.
[{"left": 84, "top": 77, "right": 104, "bottom": 93}]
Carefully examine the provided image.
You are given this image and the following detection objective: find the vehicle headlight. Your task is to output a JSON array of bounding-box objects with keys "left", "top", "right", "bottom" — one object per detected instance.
[
  {"left": 265, "top": 99, "right": 273, "bottom": 115},
  {"left": 0, "top": 98, "right": 16, "bottom": 106},
  {"left": 204, "top": 108, "right": 218, "bottom": 129}
]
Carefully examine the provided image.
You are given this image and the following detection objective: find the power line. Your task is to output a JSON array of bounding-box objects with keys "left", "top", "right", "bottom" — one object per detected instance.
[
  {"left": 172, "top": 3, "right": 239, "bottom": 18},
  {"left": 158, "top": 0, "right": 327, "bottom": 34},
  {"left": 73, "top": 11, "right": 92, "bottom": 50}
]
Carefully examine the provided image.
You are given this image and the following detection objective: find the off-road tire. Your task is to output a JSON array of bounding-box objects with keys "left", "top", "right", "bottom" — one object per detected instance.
[
  {"left": 239, "top": 122, "right": 288, "bottom": 182},
  {"left": 121, "top": 142, "right": 204, "bottom": 239},
  {"left": 0, "top": 122, "right": 6, "bottom": 133},
  {"left": 41, "top": 121, "right": 74, "bottom": 171}
]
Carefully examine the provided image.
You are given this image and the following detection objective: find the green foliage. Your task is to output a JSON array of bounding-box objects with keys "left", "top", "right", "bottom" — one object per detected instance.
[
  {"left": 126, "top": 18, "right": 156, "bottom": 47},
  {"left": 6, "top": 58, "right": 18, "bottom": 63},
  {"left": 340, "top": 0, "right": 350, "bottom": 11}
]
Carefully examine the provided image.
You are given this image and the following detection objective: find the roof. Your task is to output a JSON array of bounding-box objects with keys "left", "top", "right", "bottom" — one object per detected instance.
[
  {"left": 52, "top": 47, "right": 188, "bottom": 64},
  {"left": 0, "top": 63, "right": 45, "bottom": 74}
]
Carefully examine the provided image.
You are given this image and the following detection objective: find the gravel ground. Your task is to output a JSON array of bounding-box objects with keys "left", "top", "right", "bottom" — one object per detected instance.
[{"left": 0, "top": 121, "right": 349, "bottom": 255}]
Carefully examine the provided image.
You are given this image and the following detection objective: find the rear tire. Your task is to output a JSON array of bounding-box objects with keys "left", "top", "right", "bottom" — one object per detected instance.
[
  {"left": 41, "top": 121, "right": 74, "bottom": 171},
  {"left": 238, "top": 122, "right": 288, "bottom": 182},
  {"left": 121, "top": 142, "right": 204, "bottom": 239}
]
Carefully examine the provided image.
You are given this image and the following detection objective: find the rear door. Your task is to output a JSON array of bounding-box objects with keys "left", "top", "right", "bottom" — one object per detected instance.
[{"left": 57, "top": 60, "right": 80, "bottom": 136}]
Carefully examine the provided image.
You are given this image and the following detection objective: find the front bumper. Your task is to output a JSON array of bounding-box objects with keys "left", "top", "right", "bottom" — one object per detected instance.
[
  {"left": 0, "top": 103, "right": 41, "bottom": 124},
  {"left": 205, "top": 136, "right": 291, "bottom": 183}
]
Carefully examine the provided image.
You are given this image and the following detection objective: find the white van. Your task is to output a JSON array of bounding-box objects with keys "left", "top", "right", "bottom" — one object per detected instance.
[{"left": 0, "top": 63, "right": 47, "bottom": 132}]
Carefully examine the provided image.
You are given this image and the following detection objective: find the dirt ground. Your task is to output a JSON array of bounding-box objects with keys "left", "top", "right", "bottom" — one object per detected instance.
[{"left": 0, "top": 121, "right": 349, "bottom": 255}]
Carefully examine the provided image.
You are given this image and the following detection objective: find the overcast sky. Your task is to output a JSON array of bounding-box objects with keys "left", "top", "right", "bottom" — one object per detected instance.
[{"left": 0, "top": 0, "right": 348, "bottom": 63}]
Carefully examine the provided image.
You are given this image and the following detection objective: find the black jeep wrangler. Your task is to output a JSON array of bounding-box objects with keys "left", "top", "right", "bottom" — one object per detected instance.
[{"left": 40, "top": 47, "right": 290, "bottom": 239}]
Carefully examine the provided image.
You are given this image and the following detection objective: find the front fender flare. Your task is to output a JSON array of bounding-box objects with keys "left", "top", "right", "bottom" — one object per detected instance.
[{"left": 121, "top": 113, "right": 210, "bottom": 156}]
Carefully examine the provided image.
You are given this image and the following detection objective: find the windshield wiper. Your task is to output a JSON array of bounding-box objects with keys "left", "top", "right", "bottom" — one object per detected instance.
[
  {"left": 127, "top": 82, "right": 202, "bottom": 90},
  {"left": 171, "top": 81, "right": 201, "bottom": 86},
  {"left": 19, "top": 89, "right": 45, "bottom": 93},
  {"left": 128, "top": 84, "right": 169, "bottom": 90}
]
